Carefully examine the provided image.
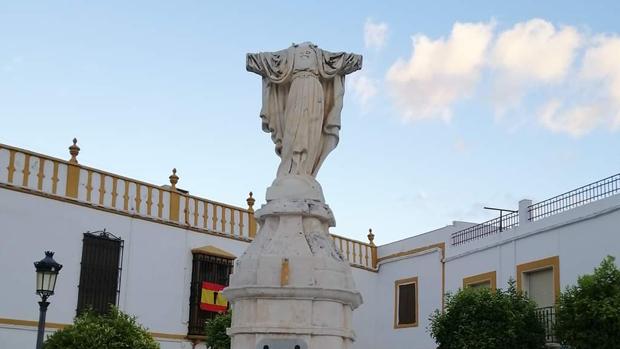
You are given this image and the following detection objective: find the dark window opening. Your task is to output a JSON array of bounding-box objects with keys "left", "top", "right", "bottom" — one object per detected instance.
[
  {"left": 397, "top": 281, "right": 417, "bottom": 326},
  {"left": 188, "top": 253, "right": 234, "bottom": 336},
  {"left": 76, "top": 230, "right": 123, "bottom": 315}
]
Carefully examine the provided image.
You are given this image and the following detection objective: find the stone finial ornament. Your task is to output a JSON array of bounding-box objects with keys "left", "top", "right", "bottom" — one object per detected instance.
[
  {"left": 367, "top": 228, "right": 375, "bottom": 246},
  {"left": 246, "top": 192, "right": 255, "bottom": 212},
  {"left": 68, "top": 138, "right": 80, "bottom": 164},
  {"left": 169, "top": 168, "right": 179, "bottom": 189}
]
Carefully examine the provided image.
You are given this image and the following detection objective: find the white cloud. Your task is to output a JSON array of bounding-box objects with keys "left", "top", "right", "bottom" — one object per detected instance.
[
  {"left": 386, "top": 21, "right": 494, "bottom": 122},
  {"left": 349, "top": 73, "right": 378, "bottom": 109},
  {"left": 385, "top": 18, "right": 619, "bottom": 136},
  {"left": 490, "top": 19, "right": 581, "bottom": 114},
  {"left": 536, "top": 36, "right": 620, "bottom": 137},
  {"left": 538, "top": 99, "right": 603, "bottom": 137},
  {"left": 364, "top": 18, "right": 389, "bottom": 50},
  {"left": 581, "top": 35, "right": 620, "bottom": 128},
  {"left": 492, "top": 19, "right": 581, "bottom": 82}
]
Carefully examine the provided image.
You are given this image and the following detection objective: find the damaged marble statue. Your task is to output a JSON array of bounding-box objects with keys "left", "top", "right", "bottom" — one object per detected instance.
[
  {"left": 247, "top": 42, "right": 362, "bottom": 202},
  {"left": 223, "top": 43, "right": 364, "bottom": 349}
]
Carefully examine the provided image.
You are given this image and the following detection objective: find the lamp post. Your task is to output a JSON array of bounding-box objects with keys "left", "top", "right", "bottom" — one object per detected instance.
[{"left": 34, "top": 251, "right": 62, "bottom": 349}]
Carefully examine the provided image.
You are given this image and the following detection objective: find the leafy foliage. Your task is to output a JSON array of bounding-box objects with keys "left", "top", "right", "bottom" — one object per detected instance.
[
  {"left": 555, "top": 255, "right": 620, "bottom": 349},
  {"left": 429, "top": 280, "right": 546, "bottom": 349},
  {"left": 204, "top": 311, "right": 231, "bottom": 349},
  {"left": 44, "top": 307, "right": 159, "bottom": 349}
]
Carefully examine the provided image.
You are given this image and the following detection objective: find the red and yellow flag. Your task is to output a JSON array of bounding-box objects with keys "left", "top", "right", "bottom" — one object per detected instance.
[{"left": 200, "top": 282, "right": 228, "bottom": 313}]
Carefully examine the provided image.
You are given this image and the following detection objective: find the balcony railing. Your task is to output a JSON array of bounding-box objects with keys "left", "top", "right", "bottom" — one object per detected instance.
[
  {"left": 535, "top": 306, "right": 557, "bottom": 344},
  {"left": 451, "top": 211, "right": 519, "bottom": 246},
  {"left": 529, "top": 173, "right": 620, "bottom": 222}
]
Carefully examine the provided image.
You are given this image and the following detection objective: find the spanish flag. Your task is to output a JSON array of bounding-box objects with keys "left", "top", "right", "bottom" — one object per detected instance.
[{"left": 200, "top": 282, "right": 228, "bottom": 313}]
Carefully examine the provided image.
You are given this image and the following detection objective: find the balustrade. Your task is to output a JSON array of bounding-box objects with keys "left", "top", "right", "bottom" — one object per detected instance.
[{"left": 0, "top": 141, "right": 377, "bottom": 269}]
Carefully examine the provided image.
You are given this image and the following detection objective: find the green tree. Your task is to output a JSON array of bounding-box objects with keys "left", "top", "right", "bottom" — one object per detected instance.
[
  {"left": 44, "top": 307, "right": 159, "bottom": 349},
  {"left": 429, "top": 280, "right": 546, "bottom": 349},
  {"left": 555, "top": 255, "right": 620, "bottom": 349},
  {"left": 204, "top": 311, "right": 231, "bottom": 349}
]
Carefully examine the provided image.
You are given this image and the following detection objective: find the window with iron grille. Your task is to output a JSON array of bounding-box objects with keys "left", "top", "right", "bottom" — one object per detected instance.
[
  {"left": 76, "top": 230, "right": 123, "bottom": 315},
  {"left": 188, "top": 253, "right": 234, "bottom": 336}
]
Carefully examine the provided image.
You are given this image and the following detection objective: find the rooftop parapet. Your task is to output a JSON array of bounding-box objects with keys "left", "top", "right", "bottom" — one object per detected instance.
[
  {"left": 0, "top": 140, "right": 377, "bottom": 270},
  {"left": 451, "top": 173, "right": 620, "bottom": 246}
]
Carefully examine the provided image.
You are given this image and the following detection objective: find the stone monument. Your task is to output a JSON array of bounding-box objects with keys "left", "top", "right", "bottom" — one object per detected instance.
[{"left": 223, "top": 42, "right": 363, "bottom": 349}]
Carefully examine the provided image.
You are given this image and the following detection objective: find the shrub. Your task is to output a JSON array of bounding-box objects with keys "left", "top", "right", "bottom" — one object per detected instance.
[
  {"left": 555, "top": 255, "right": 620, "bottom": 349},
  {"left": 429, "top": 280, "right": 546, "bottom": 349},
  {"left": 44, "top": 307, "right": 159, "bottom": 349},
  {"left": 204, "top": 311, "right": 231, "bottom": 349}
]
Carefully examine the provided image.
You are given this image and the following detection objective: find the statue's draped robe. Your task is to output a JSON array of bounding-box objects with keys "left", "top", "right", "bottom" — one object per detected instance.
[{"left": 247, "top": 45, "right": 362, "bottom": 177}]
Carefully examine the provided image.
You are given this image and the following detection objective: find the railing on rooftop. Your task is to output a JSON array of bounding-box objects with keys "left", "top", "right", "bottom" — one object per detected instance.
[
  {"left": 0, "top": 141, "right": 378, "bottom": 270},
  {"left": 528, "top": 173, "right": 620, "bottom": 222},
  {"left": 451, "top": 211, "right": 519, "bottom": 246},
  {"left": 451, "top": 172, "right": 620, "bottom": 246}
]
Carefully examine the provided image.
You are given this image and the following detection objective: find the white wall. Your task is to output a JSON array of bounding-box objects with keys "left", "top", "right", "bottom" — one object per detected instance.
[
  {"left": 0, "top": 327, "right": 193, "bottom": 349},
  {"left": 445, "top": 195, "right": 620, "bottom": 294},
  {"left": 378, "top": 221, "right": 472, "bottom": 258},
  {"left": 372, "top": 250, "right": 443, "bottom": 349},
  {"left": 0, "top": 187, "right": 379, "bottom": 348},
  {"left": 0, "top": 327, "right": 53, "bottom": 349},
  {"left": 3, "top": 184, "right": 620, "bottom": 349},
  {"left": 365, "top": 193, "right": 620, "bottom": 349},
  {"left": 349, "top": 267, "right": 377, "bottom": 349},
  {"left": 0, "top": 188, "right": 248, "bottom": 348}
]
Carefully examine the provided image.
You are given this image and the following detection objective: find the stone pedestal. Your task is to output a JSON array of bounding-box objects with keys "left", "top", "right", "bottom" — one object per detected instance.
[{"left": 224, "top": 176, "right": 362, "bottom": 349}]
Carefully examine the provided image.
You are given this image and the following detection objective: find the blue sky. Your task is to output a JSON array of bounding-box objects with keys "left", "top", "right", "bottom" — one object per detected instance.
[{"left": 1, "top": 1, "right": 619, "bottom": 244}]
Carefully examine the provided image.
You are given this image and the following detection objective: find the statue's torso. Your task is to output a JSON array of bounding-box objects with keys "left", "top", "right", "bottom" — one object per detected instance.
[
  {"left": 246, "top": 42, "right": 362, "bottom": 177},
  {"left": 292, "top": 46, "right": 318, "bottom": 75}
]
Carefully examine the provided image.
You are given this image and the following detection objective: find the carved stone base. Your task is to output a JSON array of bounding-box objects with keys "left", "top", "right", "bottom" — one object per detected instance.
[
  {"left": 225, "top": 286, "right": 358, "bottom": 349},
  {"left": 224, "top": 191, "right": 362, "bottom": 349}
]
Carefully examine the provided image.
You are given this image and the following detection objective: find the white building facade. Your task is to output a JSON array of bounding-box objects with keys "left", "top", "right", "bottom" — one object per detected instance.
[{"left": 1, "top": 141, "right": 619, "bottom": 348}]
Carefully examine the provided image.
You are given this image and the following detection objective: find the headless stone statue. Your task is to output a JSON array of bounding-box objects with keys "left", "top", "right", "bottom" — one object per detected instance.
[
  {"left": 247, "top": 42, "right": 362, "bottom": 179},
  {"left": 225, "top": 42, "right": 364, "bottom": 349}
]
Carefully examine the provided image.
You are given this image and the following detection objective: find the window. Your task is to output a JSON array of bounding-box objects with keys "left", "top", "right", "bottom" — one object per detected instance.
[
  {"left": 525, "top": 268, "right": 554, "bottom": 306},
  {"left": 516, "top": 256, "right": 560, "bottom": 308},
  {"left": 394, "top": 277, "right": 418, "bottom": 328},
  {"left": 76, "top": 230, "right": 123, "bottom": 315},
  {"left": 188, "top": 249, "right": 234, "bottom": 336},
  {"left": 463, "top": 271, "right": 497, "bottom": 291}
]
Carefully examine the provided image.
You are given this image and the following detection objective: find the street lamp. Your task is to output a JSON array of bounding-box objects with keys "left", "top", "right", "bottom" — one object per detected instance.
[{"left": 34, "top": 251, "right": 62, "bottom": 349}]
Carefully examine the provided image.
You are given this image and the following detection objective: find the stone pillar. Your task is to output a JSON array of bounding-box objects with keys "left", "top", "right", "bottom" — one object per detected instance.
[
  {"left": 518, "top": 199, "right": 533, "bottom": 226},
  {"left": 224, "top": 176, "right": 362, "bottom": 349}
]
